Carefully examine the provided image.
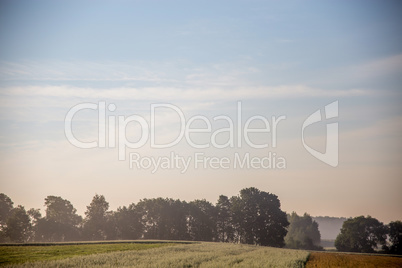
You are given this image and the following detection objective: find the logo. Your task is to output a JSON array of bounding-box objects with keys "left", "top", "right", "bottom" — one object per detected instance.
[{"left": 302, "top": 101, "right": 338, "bottom": 167}]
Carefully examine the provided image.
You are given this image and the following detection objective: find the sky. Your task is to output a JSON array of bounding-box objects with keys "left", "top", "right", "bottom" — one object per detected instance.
[{"left": 0, "top": 0, "right": 401, "bottom": 223}]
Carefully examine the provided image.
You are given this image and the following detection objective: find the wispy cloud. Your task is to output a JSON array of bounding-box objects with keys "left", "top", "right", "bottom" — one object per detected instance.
[
  {"left": 1, "top": 84, "right": 371, "bottom": 102},
  {"left": 351, "top": 53, "right": 402, "bottom": 80}
]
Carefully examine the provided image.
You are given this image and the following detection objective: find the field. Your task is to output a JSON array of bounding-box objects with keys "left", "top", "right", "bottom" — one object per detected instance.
[
  {"left": 0, "top": 241, "right": 309, "bottom": 267},
  {"left": 0, "top": 241, "right": 176, "bottom": 266},
  {"left": 306, "top": 251, "right": 402, "bottom": 268},
  {"left": 1, "top": 241, "right": 402, "bottom": 267}
]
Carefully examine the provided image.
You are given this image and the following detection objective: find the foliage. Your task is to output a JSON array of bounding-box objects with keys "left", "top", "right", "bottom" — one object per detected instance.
[
  {"left": 0, "top": 193, "right": 14, "bottom": 242},
  {"left": 114, "top": 204, "right": 143, "bottom": 240},
  {"left": 35, "top": 196, "right": 82, "bottom": 242},
  {"left": 4, "top": 206, "right": 31, "bottom": 243},
  {"left": 386, "top": 220, "right": 402, "bottom": 255},
  {"left": 0, "top": 194, "right": 13, "bottom": 228},
  {"left": 2, "top": 189, "right": 399, "bottom": 256},
  {"left": 0, "top": 189, "right": 288, "bottom": 247},
  {"left": 231, "top": 187, "right": 289, "bottom": 247},
  {"left": 335, "top": 216, "right": 387, "bottom": 253},
  {"left": 136, "top": 198, "right": 189, "bottom": 241},
  {"left": 285, "top": 212, "right": 322, "bottom": 250},
  {"left": 83, "top": 194, "right": 110, "bottom": 240},
  {"left": 187, "top": 199, "right": 216, "bottom": 241},
  {"left": 215, "top": 195, "right": 234, "bottom": 242}
]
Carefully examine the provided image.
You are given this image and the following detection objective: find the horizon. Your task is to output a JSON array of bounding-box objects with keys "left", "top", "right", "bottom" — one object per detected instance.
[{"left": 1, "top": 0, "right": 401, "bottom": 225}]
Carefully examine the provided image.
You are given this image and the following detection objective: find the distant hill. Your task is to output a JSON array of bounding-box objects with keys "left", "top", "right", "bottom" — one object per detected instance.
[{"left": 313, "top": 216, "right": 348, "bottom": 240}]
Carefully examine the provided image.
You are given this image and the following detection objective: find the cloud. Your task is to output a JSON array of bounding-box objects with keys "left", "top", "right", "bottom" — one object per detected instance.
[
  {"left": 351, "top": 54, "right": 402, "bottom": 80},
  {"left": 303, "top": 54, "right": 402, "bottom": 88},
  {"left": 0, "top": 60, "right": 171, "bottom": 82},
  {"left": 1, "top": 84, "right": 371, "bottom": 102}
]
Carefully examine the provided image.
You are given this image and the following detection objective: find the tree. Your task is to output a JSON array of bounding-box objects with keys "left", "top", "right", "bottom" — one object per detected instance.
[
  {"left": 83, "top": 194, "right": 110, "bottom": 240},
  {"left": 216, "top": 195, "right": 234, "bottom": 242},
  {"left": 136, "top": 198, "right": 188, "bottom": 240},
  {"left": 285, "top": 212, "right": 322, "bottom": 250},
  {"left": 26, "top": 208, "right": 42, "bottom": 242},
  {"left": 114, "top": 204, "right": 143, "bottom": 240},
  {"left": 36, "top": 196, "right": 82, "bottom": 242},
  {"left": 187, "top": 200, "right": 216, "bottom": 241},
  {"left": 0, "top": 193, "right": 13, "bottom": 228},
  {"left": 44, "top": 196, "right": 81, "bottom": 225},
  {"left": 335, "top": 216, "right": 387, "bottom": 253},
  {"left": 387, "top": 221, "right": 402, "bottom": 255},
  {"left": 231, "top": 187, "right": 289, "bottom": 247},
  {"left": 4, "top": 206, "right": 31, "bottom": 242},
  {"left": 0, "top": 193, "right": 14, "bottom": 242}
]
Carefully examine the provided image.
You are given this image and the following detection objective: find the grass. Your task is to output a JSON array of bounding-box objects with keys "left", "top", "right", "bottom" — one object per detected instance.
[
  {"left": 0, "top": 241, "right": 176, "bottom": 266},
  {"left": 0, "top": 242, "right": 309, "bottom": 268},
  {"left": 6, "top": 240, "right": 399, "bottom": 268},
  {"left": 306, "top": 251, "right": 402, "bottom": 268}
]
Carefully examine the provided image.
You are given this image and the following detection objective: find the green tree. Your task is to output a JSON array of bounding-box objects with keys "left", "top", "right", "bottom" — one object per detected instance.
[
  {"left": 285, "top": 212, "right": 322, "bottom": 250},
  {"left": 83, "top": 194, "right": 110, "bottom": 240},
  {"left": 187, "top": 199, "right": 216, "bottom": 241},
  {"left": 4, "top": 206, "right": 31, "bottom": 242},
  {"left": 114, "top": 204, "right": 143, "bottom": 240},
  {"left": 36, "top": 196, "right": 82, "bottom": 241},
  {"left": 231, "top": 187, "right": 289, "bottom": 247},
  {"left": 0, "top": 193, "right": 14, "bottom": 242},
  {"left": 136, "top": 198, "right": 188, "bottom": 240},
  {"left": 335, "top": 216, "right": 387, "bottom": 253},
  {"left": 216, "top": 195, "right": 234, "bottom": 242},
  {"left": 26, "top": 208, "right": 42, "bottom": 242},
  {"left": 0, "top": 193, "right": 13, "bottom": 228},
  {"left": 387, "top": 221, "right": 402, "bottom": 255}
]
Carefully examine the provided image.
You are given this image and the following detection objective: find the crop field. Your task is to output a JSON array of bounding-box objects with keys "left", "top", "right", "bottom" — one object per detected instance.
[
  {"left": 0, "top": 242, "right": 309, "bottom": 268},
  {"left": 306, "top": 251, "right": 402, "bottom": 268},
  {"left": 0, "top": 241, "right": 176, "bottom": 266},
  {"left": 2, "top": 241, "right": 402, "bottom": 267}
]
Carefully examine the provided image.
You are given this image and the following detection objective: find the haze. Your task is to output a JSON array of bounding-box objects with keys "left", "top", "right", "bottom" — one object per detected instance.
[{"left": 0, "top": 0, "right": 401, "bottom": 223}]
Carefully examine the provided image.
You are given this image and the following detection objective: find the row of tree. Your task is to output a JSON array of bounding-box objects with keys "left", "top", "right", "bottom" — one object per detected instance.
[
  {"left": 335, "top": 215, "right": 402, "bottom": 255},
  {"left": 1, "top": 188, "right": 299, "bottom": 248},
  {"left": 3, "top": 189, "right": 399, "bottom": 254}
]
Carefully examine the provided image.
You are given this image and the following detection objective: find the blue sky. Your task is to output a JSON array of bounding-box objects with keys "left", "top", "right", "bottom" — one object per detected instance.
[{"left": 0, "top": 0, "right": 401, "bottom": 222}]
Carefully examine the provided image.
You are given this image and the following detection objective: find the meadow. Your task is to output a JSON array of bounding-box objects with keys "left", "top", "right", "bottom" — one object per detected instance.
[
  {"left": 0, "top": 241, "right": 176, "bottom": 266},
  {"left": 1, "top": 241, "right": 402, "bottom": 267},
  {"left": 0, "top": 241, "right": 309, "bottom": 268}
]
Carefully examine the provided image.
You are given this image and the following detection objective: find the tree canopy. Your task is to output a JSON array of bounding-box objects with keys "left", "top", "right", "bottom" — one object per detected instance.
[
  {"left": 231, "top": 187, "right": 289, "bottom": 247},
  {"left": 83, "top": 194, "right": 110, "bottom": 240},
  {"left": 285, "top": 212, "right": 322, "bottom": 250},
  {"left": 335, "top": 216, "right": 387, "bottom": 253},
  {"left": 0, "top": 190, "right": 400, "bottom": 255},
  {"left": 35, "top": 196, "right": 82, "bottom": 242},
  {"left": 386, "top": 221, "right": 402, "bottom": 255},
  {"left": 4, "top": 206, "right": 31, "bottom": 243}
]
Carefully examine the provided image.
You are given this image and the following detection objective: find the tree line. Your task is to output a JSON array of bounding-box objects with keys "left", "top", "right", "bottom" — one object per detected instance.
[
  {"left": 1, "top": 189, "right": 400, "bottom": 254},
  {"left": 1, "top": 188, "right": 291, "bottom": 247}
]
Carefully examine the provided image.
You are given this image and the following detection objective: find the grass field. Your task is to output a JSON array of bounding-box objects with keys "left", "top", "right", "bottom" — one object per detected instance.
[
  {"left": 306, "top": 251, "right": 402, "bottom": 268},
  {"left": 0, "top": 242, "right": 309, "bottom": 267},
  {"left": 0, "top": 241, "right": 176, "bottom": 266},
  {"left": 2, "top": 241, "right": 402, "bottom": 267}
]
